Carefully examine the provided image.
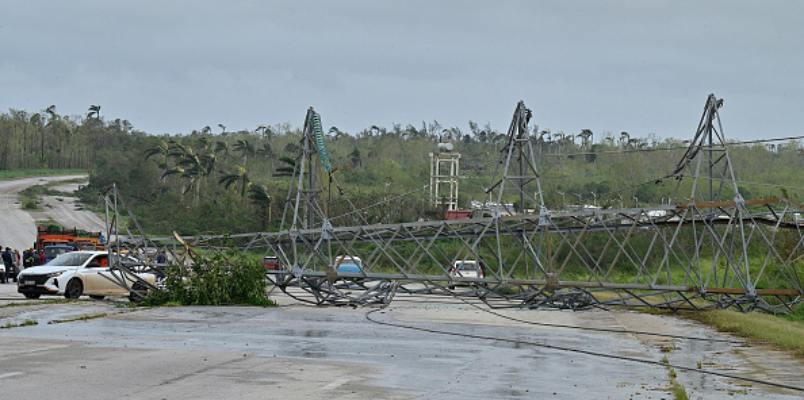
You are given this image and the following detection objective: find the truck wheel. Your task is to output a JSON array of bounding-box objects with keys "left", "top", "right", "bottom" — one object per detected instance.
[{"left": 64, "top": 279, "right": 83, "bottom": 299}]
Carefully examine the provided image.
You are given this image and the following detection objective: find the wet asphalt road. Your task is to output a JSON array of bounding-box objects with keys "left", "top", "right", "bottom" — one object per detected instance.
[{"left": 0, "top": 283, "right": 802, "bottom": 400}]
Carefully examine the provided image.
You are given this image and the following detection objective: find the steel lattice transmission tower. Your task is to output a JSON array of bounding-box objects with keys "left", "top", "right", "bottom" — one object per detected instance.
[
  {"left": 484, "top": 101, "right": 547, "bottom": 217},
  {"left": 670, "top": 94, "right": 740, "bottom": 205},
  {"left": 280, "top": 107, "right": 334, "bottom": 232}
]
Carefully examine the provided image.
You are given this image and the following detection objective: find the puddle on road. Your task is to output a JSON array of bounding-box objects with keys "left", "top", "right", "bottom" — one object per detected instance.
[{"left": 0, "top": 302, "right": 122, "bottom": 327}]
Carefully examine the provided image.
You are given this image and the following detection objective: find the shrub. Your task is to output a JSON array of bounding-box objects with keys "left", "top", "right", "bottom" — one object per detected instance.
[{"left": 142, "top": 251, "right": 275, "bottom": 307}]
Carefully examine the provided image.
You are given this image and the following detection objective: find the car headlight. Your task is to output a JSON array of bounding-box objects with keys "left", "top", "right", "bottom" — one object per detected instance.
[{"left": 46, "top": 270, "right": 67, "bottom": 278}]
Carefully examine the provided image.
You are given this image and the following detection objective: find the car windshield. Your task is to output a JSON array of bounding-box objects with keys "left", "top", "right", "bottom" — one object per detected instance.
[
  {"left": 76, "top": 243, "right": 96, "bottom": 250},
  {"left": 44, "top": 247, "right": 74, "bottom": 260},
  {"left": 46, "top": 252, "right": 94, "bottom": 267},
  {"left": 456, "top": 262, "right": 479, "bottom": 271},
  {"left": 337, "top": 257, "right": 362, "bottom": 267}
]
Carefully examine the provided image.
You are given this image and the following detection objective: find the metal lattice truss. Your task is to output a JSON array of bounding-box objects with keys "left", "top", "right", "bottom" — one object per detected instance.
[{"left": 105, "top": 96, "right": 804, "bottom": 312}]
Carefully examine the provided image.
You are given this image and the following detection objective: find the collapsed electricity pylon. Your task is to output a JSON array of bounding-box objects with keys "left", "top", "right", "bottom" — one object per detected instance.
[
  {"left": 107, "top": 97, "right": 804, "bottom": 312},
  {"left": 656, "top": 94, "right": 804, "bottom": 310}
]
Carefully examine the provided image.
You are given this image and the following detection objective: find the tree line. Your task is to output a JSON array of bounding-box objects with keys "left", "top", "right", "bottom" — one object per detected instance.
[{"left": 2, "top": 105, "right": 803, "bottom": 236}]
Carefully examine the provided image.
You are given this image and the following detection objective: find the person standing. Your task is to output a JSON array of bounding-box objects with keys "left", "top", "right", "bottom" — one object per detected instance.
[
  {"left": 0, "top": 246, "right": 5, "bottom": 284},
  {"left": 2, "top": 248, "right": 15, "bottom": 283},
  {"left": 23, "top": 249, "right": 34, "bottom": 270},
  {"left": 13, "top": 249, "right": 21, "bottom": 271}
]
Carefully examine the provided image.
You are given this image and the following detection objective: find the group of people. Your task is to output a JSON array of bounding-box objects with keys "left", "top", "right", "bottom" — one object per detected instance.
[{"left": 1, "top": 247, "right": 44, "bottom": 283}]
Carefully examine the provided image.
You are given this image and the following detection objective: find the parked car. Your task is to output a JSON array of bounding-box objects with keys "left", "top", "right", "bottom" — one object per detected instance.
[
  {"left": 17, "top": 251, "right": 156, "bottom": 301},
  {"left": 334, "top": 255, "right": 363, "bottom": 275},
  {"left": 264, "top": 255, "right": 287, "bottom": 280},
  {"left": 450, "top": 260, "right": 484, "bottom": 279}
]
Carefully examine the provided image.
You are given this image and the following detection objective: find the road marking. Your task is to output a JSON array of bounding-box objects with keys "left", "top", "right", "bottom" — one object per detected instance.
[
  {"left": 322, "top": 379, "right": 349, "bottom": 390},
  {"left": 0, "top": 372, "right": 22, "bottom": 380}
]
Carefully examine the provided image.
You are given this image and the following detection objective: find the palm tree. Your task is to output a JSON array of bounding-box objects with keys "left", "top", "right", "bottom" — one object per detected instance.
[
  {"left": 256, "top": 143, "right": 273, "bottom": 158},
  {"left": 197, "top": 136, "right": 212, "bottom": 151},
  {"left": 273, "top": 157, "right": 297, "bottom": 177},
  {"left": 233, "top": 138, "right": 256, "bottom": 168},
  {"left": 536, "top": 129, "right": 551, "bottom": 154},
  {"left": 144, "top": 140, "right": 171, "bottom": 171},
  {"left": 42, "top": 105, "right": 59, "bottom": 163},
  {"left": 215, "top": 140, "right": 230, "bottom": 163},
  {"left": 246, "top": 183, "right": 272, "bottom": 227},
  {"left": 256, "top": 125, "right": 273, "bottom": 139},
  {"left": 87, "top": 104, "right": 101, "bottom": 119},
  {"left": 161, "top": 166, "right": 193, "bottom": 200},
  {"left": 329, "top": 127, "right": 345, "bottom": 141},
  {"left": 370, "top": 125, "right": 382, "bottom": 136},
  {"left": 219, "top": 165, "right": 251, "bottom": 197},
  {"left": 167, "top": 141, "right": 216, "bottom": 204},
  {"left": 619, "top": 132, "right": 630, "bottom": 148},
  {"left": 553, "top": 131, "right": 565, "bottom": 154},
  {"left": 579, "top": 129, "right": 593, "bottom": 148}
]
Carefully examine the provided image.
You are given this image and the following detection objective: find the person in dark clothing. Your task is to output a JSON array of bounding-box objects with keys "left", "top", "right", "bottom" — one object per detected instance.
[
  {"left": 2, "top": 248, "right": 15, "bottom": 283},
  {"left": 23, "top": 249, "right": 34, "bottom": 269},
  {"left": 0, "top": 246, "right": 5, "bottom": 284}
]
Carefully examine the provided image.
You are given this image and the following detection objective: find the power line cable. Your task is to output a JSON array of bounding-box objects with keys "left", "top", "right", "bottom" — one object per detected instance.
[
  {"left": 425, "top": 281, "right": 757, "bottom": 344},
  {"left": 365, "top": 304, "right": 804, "bottom": 393},
  {"left": 539, "top": 135, "right": 804, "bottom": 159}
]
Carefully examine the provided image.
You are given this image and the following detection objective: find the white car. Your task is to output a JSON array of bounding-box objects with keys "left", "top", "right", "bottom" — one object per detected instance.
[
  {"left": 17, "top": 251, "right": 156, "bottom": 301},
  {"left": 450, "top": 260, "right": 484, "bottom": 279}
]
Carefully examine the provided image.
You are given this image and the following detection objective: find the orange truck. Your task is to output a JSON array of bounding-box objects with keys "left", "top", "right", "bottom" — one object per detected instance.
[{"left": 35, "top": 225, "right": 105, "bottom": 253}]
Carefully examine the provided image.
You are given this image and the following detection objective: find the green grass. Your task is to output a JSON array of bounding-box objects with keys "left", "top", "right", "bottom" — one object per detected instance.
[
  {"left": 1, "top": 319, "right": 38, "bottom": 329},
  {"left": 686, "top": 309, "right": 804, "bottom": 356},
  {"left": 48, "top": 313, "right": 108, "bottom": 324},
  {"left": 0, "top": 299, "right": 74, "bottom": 308},
  {"left": 671, "top": 380, "right": 689, "bottom": 400}
]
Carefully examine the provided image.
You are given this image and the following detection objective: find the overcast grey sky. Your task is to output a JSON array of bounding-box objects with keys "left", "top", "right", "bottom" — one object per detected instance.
[{"left": 2, "top": 1, "right": 802, "bottom": 141}]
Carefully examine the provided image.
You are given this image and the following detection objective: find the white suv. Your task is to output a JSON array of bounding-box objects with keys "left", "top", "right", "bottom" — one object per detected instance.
[{"left": 450, "top": 260, "right": 484, "bottom": 279}]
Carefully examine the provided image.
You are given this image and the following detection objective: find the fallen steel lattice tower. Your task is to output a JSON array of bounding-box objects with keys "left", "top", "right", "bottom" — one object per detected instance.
[{"left": 108, "top": 96, "right": 804, "bottom": 312}]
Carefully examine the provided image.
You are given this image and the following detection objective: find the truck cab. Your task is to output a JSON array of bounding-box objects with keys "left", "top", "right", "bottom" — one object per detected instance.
[{"left": 44, "top": 244, "right": 76, "bottom": 263}]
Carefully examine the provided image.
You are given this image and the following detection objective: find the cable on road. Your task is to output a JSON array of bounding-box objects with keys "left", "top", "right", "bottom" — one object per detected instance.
[
  {"left": 426, "top": 280, "right": 757, "bottom": 345},
  {"left": 365, "top": 306, "right": 804, "bottom": 394}
]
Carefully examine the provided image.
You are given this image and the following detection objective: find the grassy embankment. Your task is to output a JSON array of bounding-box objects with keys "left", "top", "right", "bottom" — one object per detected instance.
[{"left": 685, "top": 309, "right": 804, "bottom": 356}]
